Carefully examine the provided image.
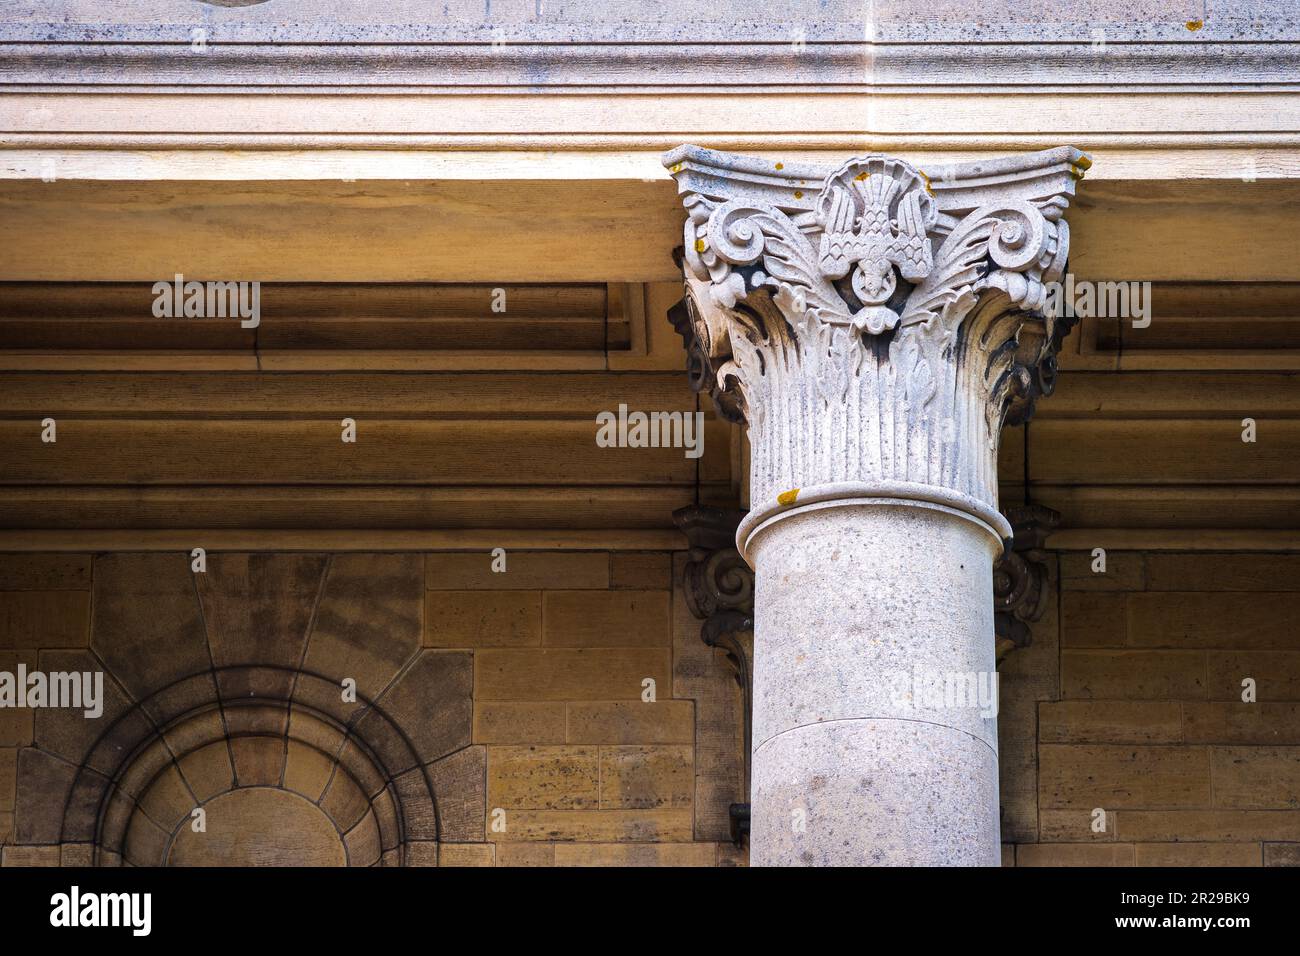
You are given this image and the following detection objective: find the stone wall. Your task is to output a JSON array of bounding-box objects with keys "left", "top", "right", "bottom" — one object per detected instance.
[
  {"left": 0, "top": 549, "right": 745, "bottom": 867},
  {"left": 4, "top": 547, "right": 1297, "bottom": 866},
  {"left": 1000, "top": 551, "right": 1300, "bottom": 866}
]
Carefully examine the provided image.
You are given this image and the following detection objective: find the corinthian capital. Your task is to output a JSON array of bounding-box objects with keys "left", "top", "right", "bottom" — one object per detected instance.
[{"left": 665, "top": 144, "right": 1089, "bottom": 550}]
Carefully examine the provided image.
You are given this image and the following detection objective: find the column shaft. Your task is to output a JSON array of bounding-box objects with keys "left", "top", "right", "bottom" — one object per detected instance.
[{"left": 747, "top": 500, "right": 1000, "bottom": 866}]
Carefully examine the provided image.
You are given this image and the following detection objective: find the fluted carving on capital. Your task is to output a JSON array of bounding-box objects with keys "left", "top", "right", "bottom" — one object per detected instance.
[{"left": 665, "top": 145, "right": 1089, "bottom": 531}]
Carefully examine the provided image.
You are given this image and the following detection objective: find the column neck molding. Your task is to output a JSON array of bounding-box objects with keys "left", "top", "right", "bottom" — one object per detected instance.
[{"left": 665, "top": 144, "right": 1088, "bottom": 556}]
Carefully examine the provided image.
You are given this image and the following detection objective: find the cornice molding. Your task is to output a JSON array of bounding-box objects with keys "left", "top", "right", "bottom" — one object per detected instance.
[{"left": 5, "top": 40, "right": 1300, "bottom": 89}]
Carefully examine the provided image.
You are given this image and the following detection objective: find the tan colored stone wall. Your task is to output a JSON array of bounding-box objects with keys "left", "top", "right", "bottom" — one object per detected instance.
[
  {"left": 5, "top": 548, "right": 1296, "bottom": 866},
  {"left": 1001, "top": 551, "right": 1300, "bottom": 866},
  {"left": 0, "top": 550, "right": 745, "bottom": 867}
]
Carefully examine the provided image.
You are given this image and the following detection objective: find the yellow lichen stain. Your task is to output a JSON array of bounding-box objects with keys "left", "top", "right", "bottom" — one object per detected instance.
[
  {"left": 777, "top": 488, "right": 800, "bottom": 506},
  {"left": 854, "top": 171, "right": 869, "bottom": 182},
  {"left": 694, "top": 238, "right": 706, "bottom": 253},
  {"left": 775, "top": 162, "right": 785, "bottom": 170},
  {"left": 670, "top": 163, "right": 682, "bottom": 173},
  {"left": 794, "top": 190, "right": 804, "bottom": 199},
  {"left": 1186, "top": 18, "right": 1203, "bottom": 31},
  {"left": 918, "top": 169, "right": 935, "bottom": 197}
]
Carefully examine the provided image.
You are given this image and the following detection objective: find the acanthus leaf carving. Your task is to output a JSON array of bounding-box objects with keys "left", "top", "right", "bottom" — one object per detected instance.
[{"left": 666, "top": 145, "right": 1088, "bottom": 521}]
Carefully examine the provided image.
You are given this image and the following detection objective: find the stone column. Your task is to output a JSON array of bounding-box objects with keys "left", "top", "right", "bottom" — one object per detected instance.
[{"left": 665, "top": 145, "right": 1088, "bottom": 866}]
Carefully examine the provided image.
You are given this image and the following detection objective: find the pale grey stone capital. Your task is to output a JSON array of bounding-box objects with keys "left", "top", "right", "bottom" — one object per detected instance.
[{"left": 665, "top": 144, "right": 1090, "bottom": 555}]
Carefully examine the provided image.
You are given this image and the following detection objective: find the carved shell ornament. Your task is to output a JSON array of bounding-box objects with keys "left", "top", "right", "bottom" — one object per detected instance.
[{"left": 815, "top": 157, "right": 937, "bottom": 334}]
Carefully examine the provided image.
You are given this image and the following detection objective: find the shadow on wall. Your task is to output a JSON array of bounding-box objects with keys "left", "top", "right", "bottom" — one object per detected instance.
[{"left": 14, "top": 552, "right": 482, "bottom": 866}]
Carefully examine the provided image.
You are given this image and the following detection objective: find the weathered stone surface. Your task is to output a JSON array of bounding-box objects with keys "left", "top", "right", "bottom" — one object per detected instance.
[
  {"left": 59, "top": 843, "right": 94, "bottom": 866},
  {"left": 283, "top": 740, "right": 334, "bottom": 802},
  {"left": 359, "top": 649, "right": 472, "bottom": 770},
  {"left": 427, "top": 551, "right": 609, "bottom": 590},
  {"left": 1060, "top": 551, "right": 1144, "bottom": 591},
  {"left": 1039, "top": 701, "right": 1184, "bottom": 744},
  {"left": 542, "top": 590, "right": 670, "bottom": 647},
  {"left": 553, "top": 842, "right": 716, "bottom": 866},
  {"left": 428, "top": 745, "right": 487, "bottom": 843},
  {"left": 91, "top": 553, "right": 210, "bottom": 718},
  {"left": 1039, "top": 808, "right": 1117, "bottom": 842},
  {"left": 495, "top": 842, "right": 555, "bottom": 866},
  {"left": 0, "top": 554, "right": 91, "bottom": 590},
  {"left": 1062, "top": 649, "right": 1206, "bottom": 699},
  {"left": 1016, "top": 844, "right": 1136, "bottom": 866},
  {"left": 1134, "top": 842, "right": 1261, "bottom": 866},
  {"left": 486, "top": 808, "right": 693, "bottom": 843},
  {"left": 160, "top": 708, "right": 226, "bottom": 766},
  {"left": 599, "top": 745, "right": 693, "bottom": 809},
  {"left": 0, "top": 591, "right": 89, "bottom": 648},
  {"left": 1128, "top": 592, "right": 1300, "bottom": 648},
  {"left": 138, "top": 763, "right": 196, "bottom": 833},
  {"left": 34, "top": 649, "right": 147, "bottom": 771},
  {"left": 754, "top": 717, "right": 999, "bottom": 866},
  {"left": 392, "top": 767, "right": 438, "bottom": 842},
  {"left": 123, "top": 810, "right": 169, "bottom": 866},
  {"left": 1118, "top": 810, "right": 1300, "bottom": 843},
  {"left": 749, "top": 505, "right": 1001, "bottom": 866},
  {"left": 169, "top": 788, "right": 346, "bottom": 867},
  {"left": 473, "top": 702, "right": 566, "bottom": 744},
  {"left": 370, "top": 785, "right": 400, "bottom": 851},
  {"left": 179, "top": 740, "right": 235, "bottom": 803},
  {"left": 0, "top": 651, "right": 36, "bottom": 747},
  {"left": 438, "top": 843, "right": 495, "bottom": 866},
  {"left": 342, "top": 811, "right": 380, "bottom": 866},
  {"left": 488, "top": 745, "right": 599, "bottom": 810},
  {"left": 231, "top": 736, "right": 286, "bottom": 788},
  {"left": 335, "top": 738, "right": 387, "bottom": 799},
  {"left": 1183, "top": 702, "right": 1300, "bottom": 744},
  {"left": 298, "top": 553, "right": 422, "bottom": 723},
  {"left": 566, "top": 700, "right": 694, "bottom": 745},
  {"left": 1146, "top": 553, "right": 1300, "bottom": 592},
  {"left": 1211, "top": 746, "right": 1300, "bottom": 809},
  {"left": 1208, "top": 652, "right": 1300, "bottom": 700},
  {"left": 197, "top": 552, "right": 327, "bottom": 702},
  {"left": 2, "top": 845, "right": 59, "bottom": 866},
  {"left": 143, "top": 672, "right": 223, "bottom": 731},
  {"left": 475, "top": 648, "right": 671, "bottom": 700},
  {"left": 1061, "top": 592, "right": 1127, "bottom": 647},
  {"left": 1264, "top": 843, "right": 1300, "bottom": 866},
  {"left": 14, "top": 748, "right": 76, "bottom": 844},
  {"left": 61, "top": 769, "right": 112, "bottom": 843},
  {"left": 425, "top": 591, "right": 541, "bottom": 648},
  {"left": 0, "top": 748, "right": 13, "bottom": 812},
  {"left": 610, "top": 552, "right": 672, "bottom": 590},
  {"left": 99, "top": 789, "right": 135, "bottom": 853},
  {"left": 406, "top": 841, "right": 438, "bottom": 866},
  {"left": 221, "top": 698, "right": 289, "bottom": 741},
  {"left": 320, "top": 766, "right": 369, "bottom": 831},
  {"left": 114, "top": 736, "right": 174, "bottom": 801},
  {"left": 1040, "top": 744, "right": 1210, "bottom": 809}
]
